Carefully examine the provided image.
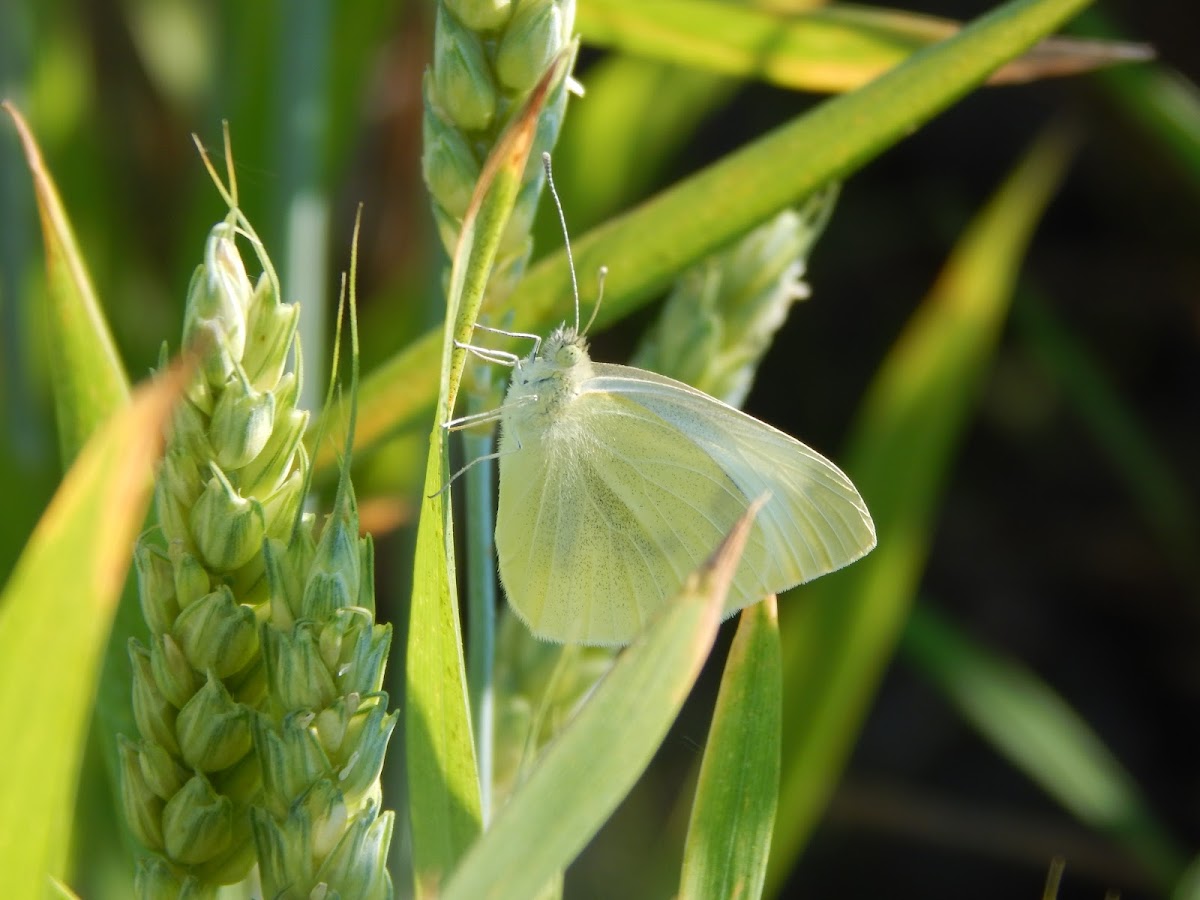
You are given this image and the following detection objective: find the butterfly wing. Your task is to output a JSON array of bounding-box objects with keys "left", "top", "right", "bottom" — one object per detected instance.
[
  {"left": 495, "top": 361, "right": 875, "bottom": 645},
  {"left": 496, "top": 379, "right": 770, "bottom": 645},
  {"left": 580, "top": 362, "right": 876, "bottom": 610}
]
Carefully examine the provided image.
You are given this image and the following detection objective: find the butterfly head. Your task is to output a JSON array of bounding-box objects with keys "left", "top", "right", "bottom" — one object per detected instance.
[
  {"left": 506, "top": 324, "right": 592, "bottom": 421},
  {"left": 541, "top": 324, "right": 589, "bottom": 366}
]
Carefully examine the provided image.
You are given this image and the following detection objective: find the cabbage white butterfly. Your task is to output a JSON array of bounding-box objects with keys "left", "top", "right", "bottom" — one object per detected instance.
[{"left": 478, "top": 157, "right": 875, "bottom": 645}]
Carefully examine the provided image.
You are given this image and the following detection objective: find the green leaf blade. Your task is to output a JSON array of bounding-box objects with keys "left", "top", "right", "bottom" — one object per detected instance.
[
  {"left": 576, "top": 0, "right": 1148, "bottom": 94},
  {"left": 319, "top": 0, "right": 1099, "bottom": 476},
  {"left": 2, "top": 102, "right": 129, "bottom": 466},
  {"left": 0, "top": 364, "right": 189, "bottom": 898},
  {"left": 769, "top": 124, "right": 1077, "bottom": 892},
  {"left": 680, "top": 597, "right": 782, "bottom": 900},
  {"left": 442, "top": 505, "right": 757, "bottom": 900},
  {"left": 406, "top": 58, "right": 565, "bottom": 895}
]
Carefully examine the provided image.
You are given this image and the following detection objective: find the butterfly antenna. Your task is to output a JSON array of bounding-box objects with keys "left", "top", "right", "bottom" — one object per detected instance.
[
  {"left": 581, "top": 265, "right": 606, "bottom": 336},
  {"left": 543, "top": 152, "right": 581, "bottom": 333}
]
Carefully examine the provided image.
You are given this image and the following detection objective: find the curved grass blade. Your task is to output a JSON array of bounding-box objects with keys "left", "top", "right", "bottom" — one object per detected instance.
[
  {"left": 903, "top": 605, "right": 1187, "bottom": 890},
  {"left": 406, "top": 54, "right": 568, "bottom": 896},
  {"left": 680, "top": 597, "right": 782, "bottom": 900},
  {"left": 0, "top": 361, "right": 190, "bottom": 900},
  {"left": 316, "top": 0, "right": 1101, "bottom": 478},
  {"left": 1100, "top": 64, "right": 1200, "bottom": 197},
  {"left": 576, "top": 0, "right": 1149, "bottom": 94},
  {"left": 441, "top": 504, "right": 759, "bottom": 900},
  {"left": 2, "top": 101, "right": 129, "bottom": 464},
  {"left": 769, "top": 125, "right": 1076, "bottom": 893},
  {"left": 1075, "top": 9, "right": 1200, "bottom": 199},
  {"left": 4, "top": 100, "right": 145, "bottom": 886}
]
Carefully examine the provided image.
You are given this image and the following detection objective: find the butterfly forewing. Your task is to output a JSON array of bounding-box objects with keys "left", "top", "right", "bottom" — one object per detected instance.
[{"left": 584, "top": 363, "right": 876, "bottom": 587}]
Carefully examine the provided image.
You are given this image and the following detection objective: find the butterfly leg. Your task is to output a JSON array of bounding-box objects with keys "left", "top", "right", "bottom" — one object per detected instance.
[
  {"left": 430, "top": 436, "right": 522, "bottom": 499},
  {"left": 443, "top": 393, "right": 536, "bottom": 431},
  {"left": 472, "top": 322, "right": 542, "bottom": 358},
  {"left": 454, "top": 341, "right": 522, "bottom": 368},
  {"left": 443, "top": 407, "right": 505, "bottom": 431}
]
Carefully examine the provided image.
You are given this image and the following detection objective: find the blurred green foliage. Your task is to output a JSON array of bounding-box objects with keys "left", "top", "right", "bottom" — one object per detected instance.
[{"left": 2, "top": 0, "right": 1198, "bottom": 897}]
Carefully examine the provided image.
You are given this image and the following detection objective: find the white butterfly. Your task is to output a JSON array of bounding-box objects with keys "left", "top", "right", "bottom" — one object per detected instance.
[
  {"left": 494, "top": 322, "right": 875, "bottom": 646},
  {"left": 460, "top": 155, "right": 875, "bottom": 645}
]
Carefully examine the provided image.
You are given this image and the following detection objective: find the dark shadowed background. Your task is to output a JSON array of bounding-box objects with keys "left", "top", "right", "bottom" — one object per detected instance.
[{"left": 1, "top": 1, "right": 1196, "bottom": 897}]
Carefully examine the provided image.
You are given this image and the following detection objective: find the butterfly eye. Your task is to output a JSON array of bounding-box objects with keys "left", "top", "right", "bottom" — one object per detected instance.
[{"left": 555, "top": 344, "right": 582, "bottom": 366}]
